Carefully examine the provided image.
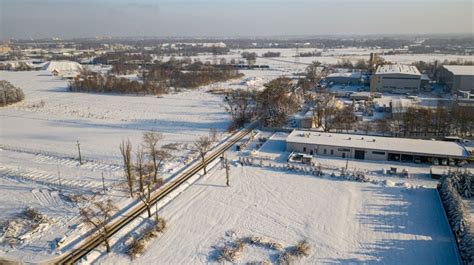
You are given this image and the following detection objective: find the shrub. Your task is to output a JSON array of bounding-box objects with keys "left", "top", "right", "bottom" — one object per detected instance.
[
  {"left": 127, "top": 216, "right": 168, "bottom": 259},
  {"left": 294, "top": 240, "right": 311, "bottom": 256},
  {"left": 128, "top": 238, "right": 145, "bottom": 258},
  {"left": 154, "top": 216, "right": 167, "bottom": 233},
  {"left": 217, "top": 239, "right": 244, "bottom": 262},
  {"left": 0, "top": 80, "right": 25, "bottom": 106},
  {"left": 278, "top": 251, "right": 296, "bottom": 265},
  {"left": 277, "top": 240, "right": 311, "bottom": 265},
  {"left": 24, "top": 207, "right": 47, "bottom": 223}
]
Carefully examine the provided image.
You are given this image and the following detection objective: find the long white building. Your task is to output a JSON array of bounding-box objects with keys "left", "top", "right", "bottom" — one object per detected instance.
[
  {"left": 286, "top": 130, "right": 469, "bottom": 164},
  {"left": 374, "top": 64, "right": 421, "bottom": 94}
]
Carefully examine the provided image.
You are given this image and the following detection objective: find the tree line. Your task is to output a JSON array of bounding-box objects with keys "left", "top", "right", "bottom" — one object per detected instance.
[
  {"left": 375, "top": 104, "right": 474, "bottom": 138},
  {"left": 224, "top": 61, "right": 329, "bottom": 130},
  {"left": 144, "top": 58, "right": 243, "bottom": 89},
  {"left": 69, "top": 70, "right": 168, "bottom": 95}
]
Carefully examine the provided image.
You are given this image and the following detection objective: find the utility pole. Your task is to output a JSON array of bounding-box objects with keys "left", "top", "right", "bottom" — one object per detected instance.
[
  {"left": 101, "top": 172, "right": 106, "bottom": 195},
  {"left": 345, "top": 155, "right": 349, "bottom": 171},
  {"left": 223, "top": 155, "right": 230, "bottom": 187},
  {"left": 76, "top": 140, "right": 83, "bottom": 165}
]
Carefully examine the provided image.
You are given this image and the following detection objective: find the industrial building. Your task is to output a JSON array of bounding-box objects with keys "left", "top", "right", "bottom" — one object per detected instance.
[
  {"left": 286, "top": 130, "right": 469, "bottom": 164},
  {"left": 373, "top": 64, "right": 421, "bottom": 94},
  {"left": 438, "top": 65, "right": 474, "bottom": 93}
]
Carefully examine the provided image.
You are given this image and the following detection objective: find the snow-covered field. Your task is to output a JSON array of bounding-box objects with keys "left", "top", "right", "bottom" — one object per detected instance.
[
  {"left": 98, "top": 164, "right": 459, "bottom": 264},
  {"left": 0, "top": 70, "right": 231, "bottom": 261},
  {"left": 1, "top": 47, "right": 471, "bottom": 263}
]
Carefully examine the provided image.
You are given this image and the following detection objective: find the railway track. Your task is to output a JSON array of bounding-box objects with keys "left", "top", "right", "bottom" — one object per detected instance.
[{"left": 55, "top": 123, "right": 256, "bottom": 264}]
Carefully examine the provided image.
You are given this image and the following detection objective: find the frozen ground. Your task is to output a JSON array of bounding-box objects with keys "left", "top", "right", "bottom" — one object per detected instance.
[
  {"left": 1, "top": 47, "right": 471, "bottom": 262},
  {"left": 97, "top": 164, "right": 459, "bottom": 264},
  {"left": 0, "top": 70, "right": 230, "bottom": 261}
]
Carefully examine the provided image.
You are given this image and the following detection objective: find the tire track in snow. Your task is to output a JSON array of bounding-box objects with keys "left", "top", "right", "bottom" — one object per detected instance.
[{"left": 32, "top": 189, "right": 62, "bottom": 207}]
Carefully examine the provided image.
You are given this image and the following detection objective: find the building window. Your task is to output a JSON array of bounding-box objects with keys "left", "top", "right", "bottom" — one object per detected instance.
[
  {"left": 372, "top": 151, "right": 385, "bottom": 155},
  {"left": 323, "top": 149, "right": 327, "bottom": 155},
  {"left": 303, "top": 147, "right": 306, "bottom": 153},
  {"left": 330, "top": 150, "right": 334, "bottom": 155}
]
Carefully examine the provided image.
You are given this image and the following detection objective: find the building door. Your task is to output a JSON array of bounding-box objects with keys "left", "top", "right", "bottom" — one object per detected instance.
[
  {"left": 354, "top": 150, "right": 365, "bottom": 160},
  {"left": 342, "top": 153, "right": 346, "bottom": 159}
]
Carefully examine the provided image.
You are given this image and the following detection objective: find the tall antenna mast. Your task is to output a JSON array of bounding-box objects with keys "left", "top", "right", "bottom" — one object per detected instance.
[{"left": 294, "top": 41, "right": 300, "bottom": 74}]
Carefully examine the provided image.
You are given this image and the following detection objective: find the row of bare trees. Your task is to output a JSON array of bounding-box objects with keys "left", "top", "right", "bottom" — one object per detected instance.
[
  {"left": 375, "top": 104, "right": 474, "bottom": 138},
  {"left": 120, "top": 131, "right": 171, "bottom": 218},
  {"left": 69, "top": 70, "right": 168, "bottom": 95},
  {"left": 80, "top": 130, "right": 216, "bottom": 255},
  {"left": 144, "top": 58, "right": 243, "bottom": 88},
  {"left": 119, "top": 129, "right": 218, "bottom": 214},
  {"left": 193, "top": 128, "right": 218, "bottom": 175}
]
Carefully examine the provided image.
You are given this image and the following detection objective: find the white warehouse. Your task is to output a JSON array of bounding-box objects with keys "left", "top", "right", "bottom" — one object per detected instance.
[
  {"left": 286, "top": 130, "right": 469, "bottom": 164},
  {"left": 373, "top": 64, "right": 421, "bottom": 94}
]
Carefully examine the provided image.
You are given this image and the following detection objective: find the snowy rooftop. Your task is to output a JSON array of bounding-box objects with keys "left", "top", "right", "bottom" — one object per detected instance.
[
  {"left": 326, "top": 72, "right": 362, "bottom": 79},
  {"left": 443, "top": 65, "right": 474, "bottom": 76},
  {"left": 287, "top": 130, "right": 469, "bottom": 158},
  {"left": 376, "top": 64, "right": 421, "bottom": 76},
  {"left": 42, "top": 60, "right": 83, "bottom": 73}
]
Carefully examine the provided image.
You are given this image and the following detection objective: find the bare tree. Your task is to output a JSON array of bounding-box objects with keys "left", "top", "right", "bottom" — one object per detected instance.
[
  {"left": 120, "top": 139, "right": 134, "bottom": 197},
  {"left": 305, "top": 61, "right": 324, "bottom": 85},
  {"left": 137, "top": 172, "right": 161, "bottom": 218},
  {"left": 143, "top": 131, "right": 171, "bottom": 183},
  {"left": 224, "top": 89, "right": 256, "bottom": 130},
  {"left": 193, "top": 136, "right": 213, "bottom": 175},
  {"left": 134, "top": 146, "right": 146, "bottom": 193},
  {"left": 209, "top": 128, "right": 218, "bottom": 143},
  {"left": 376, "top": 117, "right": 392, "bottom": 136},
  {"left": 80, "top": 199, "right": 118, "bottom": 253}
]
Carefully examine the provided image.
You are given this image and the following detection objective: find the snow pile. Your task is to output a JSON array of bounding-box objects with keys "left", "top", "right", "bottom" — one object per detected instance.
[
  {"left": 384, "top": 179, "right": 396, "bottom": 187},
  {"left": 0, "top": 207, "right": 51, "bottom": 247},
  {"left": 42, "top": 61, "right": 83, "bottom": 73}
]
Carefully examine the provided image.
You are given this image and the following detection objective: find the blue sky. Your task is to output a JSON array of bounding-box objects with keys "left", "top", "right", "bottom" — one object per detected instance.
[{"left": 1, "top": 0, "right": 472, "bottom": 39}]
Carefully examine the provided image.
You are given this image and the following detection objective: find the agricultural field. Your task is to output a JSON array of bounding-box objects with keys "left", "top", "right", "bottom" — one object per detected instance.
[{"left": 0, "top": 69, "right": 231, "bottom": 262}]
